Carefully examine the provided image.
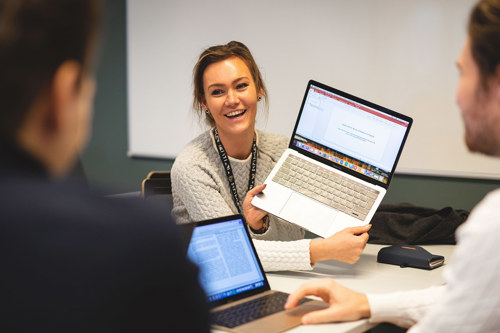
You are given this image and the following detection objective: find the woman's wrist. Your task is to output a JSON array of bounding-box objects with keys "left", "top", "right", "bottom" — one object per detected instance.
[
  {"left": 249, "top": 215, "right": 270, "bottom": 234},
  {"left": 309, "top": 238, "right": 328, "bottom": 264}
]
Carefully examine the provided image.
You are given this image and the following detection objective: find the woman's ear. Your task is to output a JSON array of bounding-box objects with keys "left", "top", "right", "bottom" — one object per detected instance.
[{"left": 201, "top": 97, "right": 208, "bottom": 111}]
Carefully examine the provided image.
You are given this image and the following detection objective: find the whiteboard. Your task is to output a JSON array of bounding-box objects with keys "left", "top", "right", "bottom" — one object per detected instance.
[{"left": 127, "top": 0, "right": 500, "bottom": 179}]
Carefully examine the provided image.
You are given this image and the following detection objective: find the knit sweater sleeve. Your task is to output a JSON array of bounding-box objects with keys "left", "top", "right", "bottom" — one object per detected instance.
[{"left": 253, "top": 238, "right": 313, "bottom": 272}]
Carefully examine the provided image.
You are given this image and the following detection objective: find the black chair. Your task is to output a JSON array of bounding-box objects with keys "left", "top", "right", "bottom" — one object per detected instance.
[
  {"left": 142, "top": 171, "right": 173, "bottom": 211},
  {"left": 142, "top": 171, "right": 171, "bottom": 197}
]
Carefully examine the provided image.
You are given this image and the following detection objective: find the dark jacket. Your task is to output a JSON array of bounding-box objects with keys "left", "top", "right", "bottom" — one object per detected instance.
[
  {"left": 0, "top": 142, "right": 210, "bottom": 332},
  {"left": 370, "top": 203, "right": 469, "bottom": 245}
]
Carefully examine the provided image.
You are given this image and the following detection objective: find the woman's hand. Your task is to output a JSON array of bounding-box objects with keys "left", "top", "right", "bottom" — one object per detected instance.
[
  {"left": 242, "top": 184, "right": 268, "bottom": 230},
  {"left": 284, "top": 278, "right": 371, "bottom": 324},
  {"left": 310, "top": 225, "right": 371, "bottom": 264}
]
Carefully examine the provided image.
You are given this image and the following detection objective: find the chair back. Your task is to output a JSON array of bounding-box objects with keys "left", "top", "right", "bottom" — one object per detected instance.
[{"left": 142, "top": 171, "right": 171, "bottom": 198}]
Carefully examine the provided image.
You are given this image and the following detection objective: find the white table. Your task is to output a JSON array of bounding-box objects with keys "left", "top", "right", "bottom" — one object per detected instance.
[{"left": 261, "top": 243, "right": 454, "bottom": 333}]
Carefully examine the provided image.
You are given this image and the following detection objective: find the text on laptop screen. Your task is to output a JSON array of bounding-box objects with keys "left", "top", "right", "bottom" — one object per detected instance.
[
  {"left": 293, "top": 84, "right": 410, "bottom": 184},
  {"left": 187, "top": 218, "right": 266, "bottom": 303}
]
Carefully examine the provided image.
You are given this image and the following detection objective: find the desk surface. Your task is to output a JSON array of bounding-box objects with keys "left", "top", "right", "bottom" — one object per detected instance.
[{"left": 215, "top": 243, "right": 455, "bottom": 333}]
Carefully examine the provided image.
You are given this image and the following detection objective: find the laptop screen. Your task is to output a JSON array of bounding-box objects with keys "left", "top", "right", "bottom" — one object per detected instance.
[
  {"left": 292, "top": 81, "right": 412, "bottom": 185},
  {"left": 187, "top": 216, "right": 267, "bottom": 305}
]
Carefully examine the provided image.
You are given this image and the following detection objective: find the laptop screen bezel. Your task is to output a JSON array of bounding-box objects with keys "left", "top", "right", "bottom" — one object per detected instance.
[
  {"left": 289, "top": 80, "right": 413, "bottom": 189},
  {"left": 185, "top": 214, "right": 272, "bottom": 308}
]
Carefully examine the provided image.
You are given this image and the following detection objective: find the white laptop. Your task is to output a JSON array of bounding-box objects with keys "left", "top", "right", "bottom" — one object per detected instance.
[
  {"left": 185, "top": 214, "right": 327, "bottom": 333},
  {"left": 252, "top": 80, "right": 412, "bottom": 238}
]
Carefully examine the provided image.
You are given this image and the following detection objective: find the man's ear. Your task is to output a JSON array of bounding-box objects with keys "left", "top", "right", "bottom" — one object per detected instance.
[{"left": 46, "top": 61, "right": 82, "bottom": 131}]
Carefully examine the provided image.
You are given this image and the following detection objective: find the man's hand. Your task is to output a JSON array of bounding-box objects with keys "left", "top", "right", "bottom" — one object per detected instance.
[{"left": 285, "top": 278, "right": 371, "bottom": 325}]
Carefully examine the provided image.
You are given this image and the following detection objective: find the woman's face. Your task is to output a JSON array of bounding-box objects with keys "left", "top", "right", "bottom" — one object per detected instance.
[
  {"left": 202, "top": 56, "right": 261, "bottom": 140},
  {"left": 456, "top": 37, "right": 500, "bottom": 156}
]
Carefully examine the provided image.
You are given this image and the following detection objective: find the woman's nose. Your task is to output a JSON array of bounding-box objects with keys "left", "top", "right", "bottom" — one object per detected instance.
[{"left": 225, "top": 89, "right": 239, "bottom": 106}]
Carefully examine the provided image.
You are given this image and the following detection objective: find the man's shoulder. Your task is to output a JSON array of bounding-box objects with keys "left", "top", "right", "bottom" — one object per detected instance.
[
  {"left": 0, "top": 176, "right": 210, "bottom": 332},
  {"left": 455, "top": 188, "right": 500, "bottom": 244},
  {"left": 1, "top": 177, "right": 178, "bottom": 238}
]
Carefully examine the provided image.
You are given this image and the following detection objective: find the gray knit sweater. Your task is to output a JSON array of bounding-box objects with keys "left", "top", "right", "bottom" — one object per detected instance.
[{"left": 171, "top": 129, "right": 313, "bottom": 271}]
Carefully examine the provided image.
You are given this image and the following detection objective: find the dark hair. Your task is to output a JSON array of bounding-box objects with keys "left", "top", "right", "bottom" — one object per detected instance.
[
  {"left": 0, "top": 0, "right": 101, "bottom": 142},
  {"left": 468, "top": 0, "right": 500, "bottom": 90},
  {"left": 192, "top": 41, "right": 268, "bottom": 127}
]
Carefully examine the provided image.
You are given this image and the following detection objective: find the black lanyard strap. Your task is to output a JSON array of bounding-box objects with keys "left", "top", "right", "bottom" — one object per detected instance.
[{"left": 213, "top": 128, "right": 257, "bottom": 214}]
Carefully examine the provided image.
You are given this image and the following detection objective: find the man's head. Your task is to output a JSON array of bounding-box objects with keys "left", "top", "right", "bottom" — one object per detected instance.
[
  {"left": 0, "top": 0, "right": 100, "bottom": 177},
  {"left": 456, "top": 0, "right": 500, "bottom": 156}
]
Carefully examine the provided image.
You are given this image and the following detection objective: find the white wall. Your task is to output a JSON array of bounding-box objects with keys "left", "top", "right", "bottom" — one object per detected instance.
[{"left": 127, "top": 0, "right": 500, "bottom": 179}]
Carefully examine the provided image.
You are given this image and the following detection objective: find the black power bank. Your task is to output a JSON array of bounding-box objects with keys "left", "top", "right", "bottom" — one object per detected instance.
[{"left": 377, "top": 244, "right": 445, "bottom": 270}]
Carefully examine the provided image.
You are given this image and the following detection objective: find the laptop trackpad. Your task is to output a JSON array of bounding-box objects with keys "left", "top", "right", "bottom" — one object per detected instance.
[{"left": 280, "top": 193, "right": 337, "bottom": 237}]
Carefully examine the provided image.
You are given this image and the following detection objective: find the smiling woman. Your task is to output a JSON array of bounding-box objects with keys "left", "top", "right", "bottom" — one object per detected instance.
[
  {"left": 170, "top": 41, "right": 371, "bottom": 272},
  {"left": 201, "top": 56, "right": 261, "bottom": 159}
]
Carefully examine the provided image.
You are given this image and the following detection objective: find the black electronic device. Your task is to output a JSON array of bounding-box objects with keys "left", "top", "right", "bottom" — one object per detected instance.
[{"left": 377, "top": 244, "right": 444, "bottom": 270}]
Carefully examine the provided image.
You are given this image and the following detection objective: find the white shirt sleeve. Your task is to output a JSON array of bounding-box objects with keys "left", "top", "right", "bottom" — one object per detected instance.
[
  {"left": 408, "top": 189, "right": 500, "bottom": 333},
  {"left": 367, "top": 286, "right": 445, "bottom": 328},
  {"left": 369, "top": 189, "right": 500, "bottom": 332}
]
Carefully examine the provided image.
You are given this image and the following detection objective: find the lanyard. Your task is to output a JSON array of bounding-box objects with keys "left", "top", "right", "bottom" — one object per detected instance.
[{"left": 213, "top": 127, "right": 257, "bottom": 215}]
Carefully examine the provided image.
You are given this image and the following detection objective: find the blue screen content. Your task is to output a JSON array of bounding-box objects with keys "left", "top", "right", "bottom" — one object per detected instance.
[{"left": 187, "top": 219, "right": 266, "bottom": 303}]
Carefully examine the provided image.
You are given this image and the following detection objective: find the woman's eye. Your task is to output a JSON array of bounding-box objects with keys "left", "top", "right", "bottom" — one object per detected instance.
[
  {"left": 211, "top": 89, "right": 224, "bottom": 96},
  {"left": 236, "top": 83, "right": 249, "bottom": 89}
]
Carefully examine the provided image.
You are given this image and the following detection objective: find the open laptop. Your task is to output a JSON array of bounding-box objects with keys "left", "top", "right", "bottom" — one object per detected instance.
[
  {"left": 185, "top": 214, "right": 327, "bottom": 333},
  {"left": 252, "top": 80, "right": 412, "bottom": 238}
]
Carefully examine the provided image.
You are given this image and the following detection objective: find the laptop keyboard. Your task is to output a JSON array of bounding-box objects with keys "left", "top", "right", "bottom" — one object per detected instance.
[
  {"left": 273, "top": 154, "right": 379, "bottom": 221},
  {"left": 211, "top": 291, "right": 311, "bottom": 328}
]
